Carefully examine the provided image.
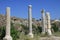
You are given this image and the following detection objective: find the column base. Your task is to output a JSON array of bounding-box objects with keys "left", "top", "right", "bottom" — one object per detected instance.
[
  {"left": 47, "top": 29, "right": 52, "bottom": 36},
  {"left": 3, "top": 35, "right": 12, "bottom": 40},
  {"left": 42, "top": 32, "right": 45, "bottom": 35},
  {"left": 28, "top": 33, "right": 33, "bottom": 38}
]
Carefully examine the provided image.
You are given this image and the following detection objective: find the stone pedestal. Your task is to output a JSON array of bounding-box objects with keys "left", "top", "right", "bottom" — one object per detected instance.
[
  {"left": 3, "top": 35, "right": 12, "bottom": 40},
  {"left": 3, "top": 7, "right": 12, "bottom": 40},
  {"left": 47, "top": 29, "right": 52, "bottom": 36},
  {"left": 46, "top": 12, "right": 52, "bottom": 36},
  {"left": 28, "top": 5, "right": 33, "bottom": 38},
  {"left": 28, "top": 32, "right": 33, "bottom": 38}
]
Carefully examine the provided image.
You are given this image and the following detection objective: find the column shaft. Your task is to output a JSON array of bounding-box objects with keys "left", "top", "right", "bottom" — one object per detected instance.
[
  {"left": 46, "top": 12, "right": 52, "bottom": 35},
  {"left": 28, "top": 5, "right": 33, "bottom": 38},
  {"left": 41, "top": 9, "right": 46, "bottom": 34},
  {"left": 6, "top": 7, "right": 10, "bottom": 35},
  {"left": 28, "top": 5, "right": 32, "bottom": 33}
]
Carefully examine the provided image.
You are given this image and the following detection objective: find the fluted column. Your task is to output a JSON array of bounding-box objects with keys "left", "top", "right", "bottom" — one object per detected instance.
[
  {"left": 3, "top": 7, "right": 12, "bottom": 40},
  {"left": 46, "top": 12, "right": 52, "bottom": 36},
  {"left": 28, "top": 5, "right": 33, "bottom": 38}
]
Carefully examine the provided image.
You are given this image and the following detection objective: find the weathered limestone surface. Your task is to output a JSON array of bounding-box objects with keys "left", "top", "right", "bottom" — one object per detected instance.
[
  {"left": 3, "top": 7, "right": 12, "bottom": 40},
  {"left": 46, "top": 12, "right": 52, "bottom": 36},
  {"left": 41, "top": 9, "right": 46, "bottom": 34},
  {"left": 28, "top": 5, "right": 33, "bottom": 38}
]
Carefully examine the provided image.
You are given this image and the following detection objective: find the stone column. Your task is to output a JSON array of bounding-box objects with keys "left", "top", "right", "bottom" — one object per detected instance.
[
  {"left": 41, "top": 9, "right": 46, "bottom": 34},
  {"left": 46, "top": 12, "right": 52, "bottom": 36},
  {"left": 28, "top": 5, "right": 33, "bottom": 38},
  {"left": 3, "top": 7, "right": 12, "bottom": 40}
]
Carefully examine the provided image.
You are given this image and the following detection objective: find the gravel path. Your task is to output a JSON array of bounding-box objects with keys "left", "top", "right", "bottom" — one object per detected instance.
[{"left": 40, "top": 36, "right": 60, "bottom": 40}]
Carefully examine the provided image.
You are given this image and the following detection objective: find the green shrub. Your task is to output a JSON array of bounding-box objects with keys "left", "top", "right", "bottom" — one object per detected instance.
[
  {"left": 0, "top": 26, "right": 5, "bottom": 40},
  {"left": 51, "top": 23, "right": 59, "bottom": 32},
  {"left": 11, "top": 22, "right": 20, "bottom": 40},
  {"left": 32, "top": 25, "right": 42, "bottom": 35},
  {"left": 21, "top": 24, "right": 29, "bottom": 35}
]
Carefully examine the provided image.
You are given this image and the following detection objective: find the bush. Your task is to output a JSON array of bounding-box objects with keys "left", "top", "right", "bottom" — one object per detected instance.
[
  {"left": 51, "top": 23, "right": 59, "bottom": 32},
  {"left": 20, "top": 24, "right": 29, "bottom": 35},
  {"left": 11, "top": 22, "right": 20, "bottom": 40},
  {"left": 0, "top": 26, "right": 5, "bottom": 40},
  {"left": 32, "top": 25, "right": 42, "bottom": 35}
]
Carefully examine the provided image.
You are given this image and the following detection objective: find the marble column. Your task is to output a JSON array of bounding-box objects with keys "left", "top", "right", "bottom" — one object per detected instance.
[
  {"left": 46, "top": 12, "right": 52, "bottom": 36},
  {"left": 28, "top": 5, "right": 33, "bottom": 38},
  {"left": 41, "top": 9, "right": 46, "bottom": 34},
  {"left": 3, "top": 7, "right": 12, "bottom": 40}
]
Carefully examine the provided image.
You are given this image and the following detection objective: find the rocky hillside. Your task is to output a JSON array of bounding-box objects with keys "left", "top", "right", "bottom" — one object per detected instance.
[
  {"left": 0, "top": 14, "right": 41, "bottom": 27},
  {"left": 0, "top": 14, "right": 60, "bottom": 28},
  {"left": 0, "top": 14, "right": 6, "bottom": 27}
]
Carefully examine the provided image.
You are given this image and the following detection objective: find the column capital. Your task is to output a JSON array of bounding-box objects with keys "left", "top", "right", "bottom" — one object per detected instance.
[
  {"left": 41, "top": 9, "right": 45, "bottom": 13},
  {"left": 28, "top": 5, "right": 32, "bottom": 8}
]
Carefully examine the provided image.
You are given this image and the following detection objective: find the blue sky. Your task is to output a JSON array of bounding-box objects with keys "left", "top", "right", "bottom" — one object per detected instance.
[{"left": 0, "top": 0, "right": 60, "bottom": 20}]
